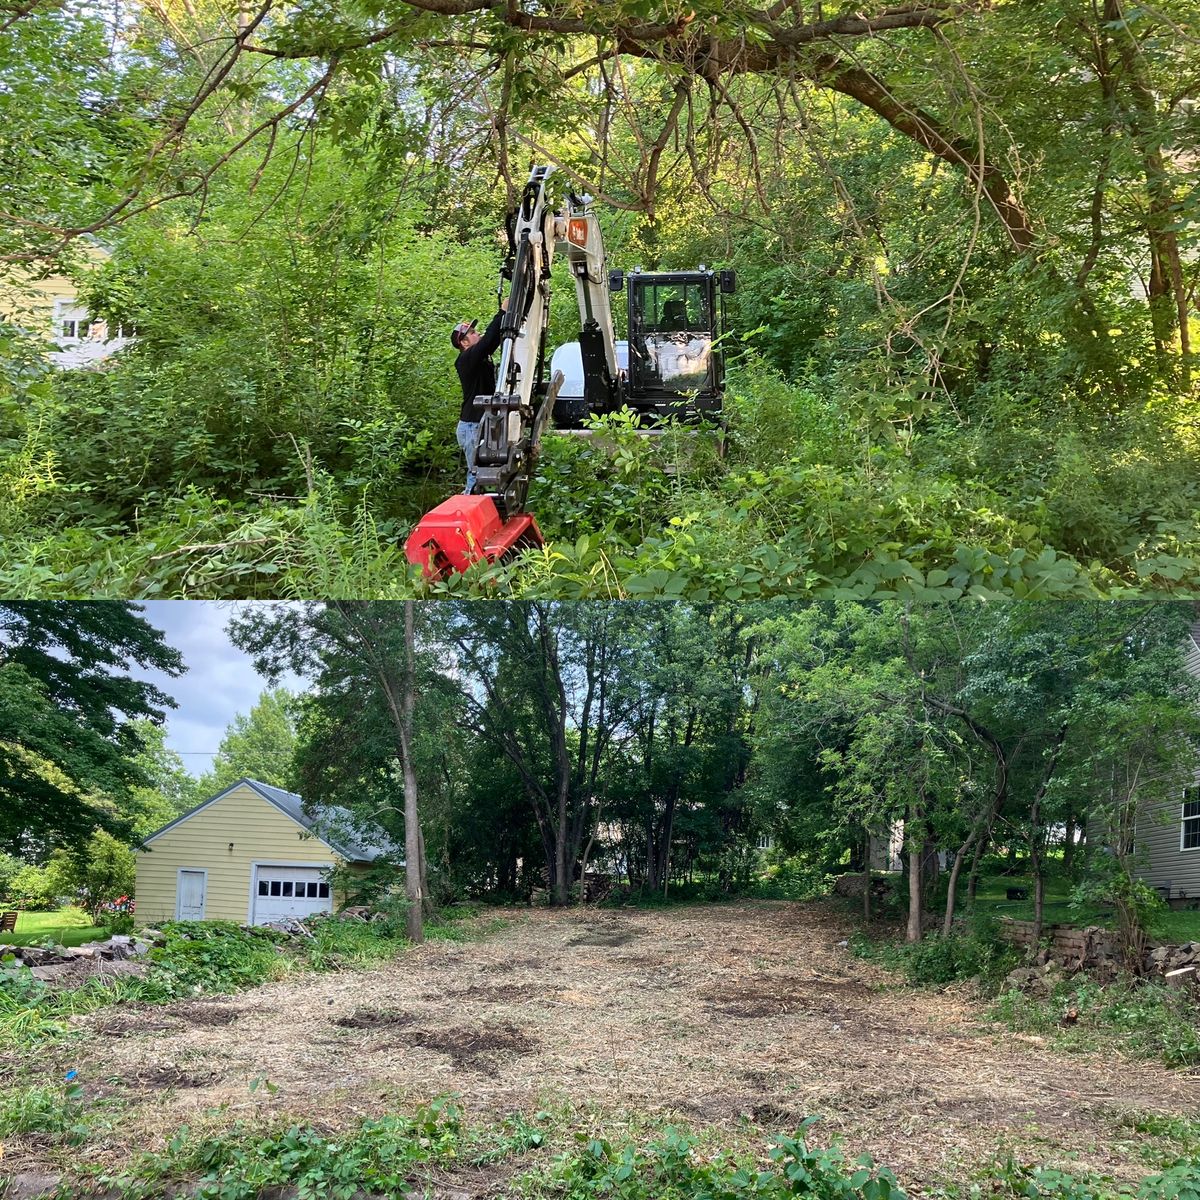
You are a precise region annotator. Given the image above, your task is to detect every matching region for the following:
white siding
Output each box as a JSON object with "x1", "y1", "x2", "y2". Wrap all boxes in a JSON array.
[
  {"x1": 1134, "y1": 788, "x2": 1200, "y2": 898},
  {"x1": 1132, "y1": 621, "x2": 1200, "y2": 898}
]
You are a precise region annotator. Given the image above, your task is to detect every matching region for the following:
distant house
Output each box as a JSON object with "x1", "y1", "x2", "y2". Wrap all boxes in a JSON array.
[
  {"x1": 1121, "y1": 623, "x2": 1200, "y2": 906},
  {"x1": 134, "y1": 779, "x2": 397, "y2": 926},
  {"x1": 0, "y1": 241, "x2": 134, "y2": 369}
]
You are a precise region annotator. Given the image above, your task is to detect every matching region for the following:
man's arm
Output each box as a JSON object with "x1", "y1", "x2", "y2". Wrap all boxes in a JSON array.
[{"x1": 477, "y1": 298, "x2": 507, "y2": 355}]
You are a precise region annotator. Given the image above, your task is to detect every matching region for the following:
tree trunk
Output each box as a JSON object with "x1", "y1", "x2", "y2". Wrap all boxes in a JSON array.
[
  {"x1": 906, "y1": 799, "x2": 923, "y2": 944},
  {"x1": 966, "y1": 827, "x2": 990, "y2": 906},
  {"x1": 943, "y1": 843, "x2": 968, "y2": 937},
  {"x1": 1103, "y1": 0, "x2": 1191, "y2": 381},
  {"x1": 402, "y1": 602, "x2": 424, "y2": 944},
  {"x1": 862, "y1": 828, "x2": 872, "y2": 922},
  {"x1": 331, "y1": 601, "x2": 426, "y2": 941},
  {"x1": 1028, "y1": 723, "x2": 1069, "y2": 947},
  {"x1": 417, "y1": 822, "x2": 433, "y2": 917},
  {"x1": 1062, "y1": 810, "x2": 1078, "y2": 873}
]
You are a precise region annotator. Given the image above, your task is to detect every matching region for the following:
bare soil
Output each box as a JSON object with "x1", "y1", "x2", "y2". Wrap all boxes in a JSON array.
[{"x1": 8, "y1": 901, "x2": 1200, "y2": 1191}]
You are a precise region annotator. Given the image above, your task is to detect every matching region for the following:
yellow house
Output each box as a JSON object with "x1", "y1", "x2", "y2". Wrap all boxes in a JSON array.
[
  {"x1": 135, "y1": 779, "x2": 395, "y2": 926},
  {"x1": 0, "y1": 241, "x2": 134, "y2": 368}
]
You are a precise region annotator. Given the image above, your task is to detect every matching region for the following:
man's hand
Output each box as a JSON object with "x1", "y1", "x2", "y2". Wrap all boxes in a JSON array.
[{"x1": 501, "y1": 296, "x2": 509, "y2": 312}]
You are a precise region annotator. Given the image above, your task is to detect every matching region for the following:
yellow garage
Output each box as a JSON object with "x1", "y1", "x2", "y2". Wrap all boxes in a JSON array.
[{"x1": 134, "y1": 779, "x2": 394, "y2": 926}]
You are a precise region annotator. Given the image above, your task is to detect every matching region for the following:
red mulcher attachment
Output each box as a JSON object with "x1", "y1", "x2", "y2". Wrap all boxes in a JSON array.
[{"x1": 404, "y1": 494, "x2": 543, "y2": 579}]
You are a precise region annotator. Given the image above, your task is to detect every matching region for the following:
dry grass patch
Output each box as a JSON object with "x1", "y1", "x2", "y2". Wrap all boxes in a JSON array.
[{"x1": 4, "y1": 901, "x2": 1198, "y2": 1192}]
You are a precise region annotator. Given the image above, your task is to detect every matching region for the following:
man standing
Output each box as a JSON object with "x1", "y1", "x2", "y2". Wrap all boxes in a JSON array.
[{"x1": 451, "y1": 296, "x2": 508, "y2": 493}]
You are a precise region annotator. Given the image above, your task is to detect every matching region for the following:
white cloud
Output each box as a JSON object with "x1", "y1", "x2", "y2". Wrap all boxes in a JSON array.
[{"x1": 132, "y1": 602, "x2": 308, "y2": 777}]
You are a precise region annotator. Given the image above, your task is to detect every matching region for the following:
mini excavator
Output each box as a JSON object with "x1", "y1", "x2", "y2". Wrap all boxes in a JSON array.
[{"x1": 404, "y1": 164, "x2": 736, "y2": 579}]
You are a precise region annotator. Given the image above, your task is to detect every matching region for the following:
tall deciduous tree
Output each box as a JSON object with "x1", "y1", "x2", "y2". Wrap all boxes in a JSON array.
[
  {"x1": 193, "y1": 687, "x2": 298, "y2": 797},
  {"x1": 432, "y1": 602, "x2": 634, "y2": 904},
  {"x1": 0, "y1": 602, "x2": 183, "y2": 856},
  {"x1": 125, "y1": 718, "x2": 196, "y2": 837},
  {"x1": 230, "y1": 602, "x2": 430, "y2": 938}
]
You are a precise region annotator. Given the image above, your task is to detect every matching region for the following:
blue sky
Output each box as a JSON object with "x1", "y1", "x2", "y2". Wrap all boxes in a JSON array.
[{"x1": 132, "y1": 602, "x2": 306, "y2": 777}]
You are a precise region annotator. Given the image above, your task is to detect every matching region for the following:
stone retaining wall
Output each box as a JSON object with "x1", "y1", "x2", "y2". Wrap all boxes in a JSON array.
[
  {"x1": 997, "y1": 917, "x2": 1200, "y2": 980},
  {"x1": 997, "y1": 918, "x2": 1119, "y2": 961}
]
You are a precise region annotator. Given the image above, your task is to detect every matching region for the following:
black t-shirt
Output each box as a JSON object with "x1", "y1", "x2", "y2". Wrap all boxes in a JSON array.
[{"x1": 456, "y1": 311, "x2": 505, "y2": 422}]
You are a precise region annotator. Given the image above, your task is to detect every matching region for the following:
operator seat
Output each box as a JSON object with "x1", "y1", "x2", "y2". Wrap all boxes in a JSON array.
[{"x1": 661, "y1": 298, "x2": 687, "y2": 329}]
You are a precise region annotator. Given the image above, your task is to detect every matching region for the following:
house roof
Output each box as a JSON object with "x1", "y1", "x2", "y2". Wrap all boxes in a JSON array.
[{"x1": 142, "y1": 778, "x2": 398, "y2": 863}]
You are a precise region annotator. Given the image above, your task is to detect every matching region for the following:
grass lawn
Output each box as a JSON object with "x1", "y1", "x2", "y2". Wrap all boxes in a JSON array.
[
  {"x1": 1154, "y1": 909, "x2": 1200, "y2": 943},
  {"x1": 0, "y1": 907, "x2": 109, "y2": 947},
  {"x1": 965, "y1": 871, "x2": 1200, "y2": 942}
]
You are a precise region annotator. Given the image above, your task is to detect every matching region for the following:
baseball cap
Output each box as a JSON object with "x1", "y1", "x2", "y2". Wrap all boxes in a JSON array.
[{"x1": 451, "y1": 318, "x2": 477, "y2": 349}]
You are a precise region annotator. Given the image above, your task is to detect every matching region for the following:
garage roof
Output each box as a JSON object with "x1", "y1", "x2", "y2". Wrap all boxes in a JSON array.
[{"x1": 142, "y1": 778, "x2": 399, "y2": 863}]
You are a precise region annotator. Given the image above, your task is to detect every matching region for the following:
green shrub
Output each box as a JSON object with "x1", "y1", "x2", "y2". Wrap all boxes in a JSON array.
[
  {"x1": 901, "y1": 924, "x2": 1020, "y2": 987},
  {"x1": 8, "y1": 859, "x2": 69, "y2": 910},
  {"x1": 150, "y1": 921, "x2": 289, "y2": 995},
  {"x1": 751, "y1": 858, "x2": 835, "y2": 901},
  {"x1": 849, "y1": 922, "x2": 1019, "y2": 988},
  {"x1": 552, "y1": 1120, "x2": 905, "y2": 1200},
  {"x1": 100, "y1": 1099, "x2": 464, "y2": 1199},
  {"x1": 1139, "y1": 1160, "x2": 1200, "y2": 1200},
  {"x1": 977, "y1": 1156, "x2": 1107, "y2": 1199}
]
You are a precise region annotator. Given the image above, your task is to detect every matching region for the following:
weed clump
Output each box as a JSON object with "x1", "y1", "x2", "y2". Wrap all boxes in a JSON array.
[{"x1": 992, "y1": 977, "x2": 1200, "y2": 1068}]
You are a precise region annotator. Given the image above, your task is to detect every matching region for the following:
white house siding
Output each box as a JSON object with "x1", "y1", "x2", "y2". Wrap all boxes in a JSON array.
[
  {"x1": 1129, "y1": 621, "x2": 1200, "y2": 899},
  {"x1": 1133, "y1": 791, "x2": 1200, "y2": 899}
]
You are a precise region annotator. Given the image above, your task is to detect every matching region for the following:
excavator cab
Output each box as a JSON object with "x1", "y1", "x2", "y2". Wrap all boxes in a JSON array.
[{"x1": 619, "y1": 268, "x2": 734, "y2": 422}]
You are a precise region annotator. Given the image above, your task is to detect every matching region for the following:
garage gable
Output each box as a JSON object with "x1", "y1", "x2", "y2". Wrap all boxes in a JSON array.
[{"x1": 144, "y1": 781, "x2": 339, "y2": 854}]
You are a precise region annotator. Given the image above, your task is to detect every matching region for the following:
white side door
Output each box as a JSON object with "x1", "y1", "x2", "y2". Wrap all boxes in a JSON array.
[{"x1": 176, "y1": 869, "x2": 207, "y2": 920}]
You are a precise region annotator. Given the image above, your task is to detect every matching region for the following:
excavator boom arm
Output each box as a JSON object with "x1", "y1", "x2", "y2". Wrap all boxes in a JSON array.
[{"x1": 405, "y1": 166, "x2": 625, "y2": 580}]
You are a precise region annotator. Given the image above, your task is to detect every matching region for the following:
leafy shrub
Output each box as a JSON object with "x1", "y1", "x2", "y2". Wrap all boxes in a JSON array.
[
  {"x1": 850, "y1": 922, "x2": 1018, "y2": 988},
  {"x1": 150, "y1": 921, "x2": 289, "y2": 995},
  {"x1": 0, "y1": 955, "x2": 48, "y2": 999},
  {"x1": 978, "y1": 1156, "x2": 1106, "y2": 1199},
  {"x1": 8, "y1": 856, "x2": 71, "y2": 910},
  {"x1": 70, "y1": 831, "x2": 137, "y2": 923},
  {"x1": 901, "y1": 923, "x2": 1020, "y2": 987},
  {"x1": 552, "y1": 1120, "x2": 906, "y2": 1200},
  {"x1": 101, "y1": 1099, "x2": 464, "y2": 1200},
  {"x1": 104, "y1": 911, "x2": 136, "y2": 935},
  {"x1": 302, "y1": 914, "x2": 407, "y2": 969},
  {"x1": 751, "y1": 858, "x2": 835, "y2": 901},
  {"x1": 1139, "y1": 1160, "x2": 1200, "y2": 1200}
]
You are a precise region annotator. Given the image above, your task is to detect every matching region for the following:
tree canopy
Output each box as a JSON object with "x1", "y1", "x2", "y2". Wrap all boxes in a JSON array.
[
  {"x1": 191, "y1": 686, "x2": 299, "y2": 797},
  {"x1": 0, "y1": 602, "x2": 184, "y2": 855}
]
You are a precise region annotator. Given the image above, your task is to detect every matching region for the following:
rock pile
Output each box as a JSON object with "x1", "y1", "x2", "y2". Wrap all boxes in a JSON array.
[
  {"x1": 832, "y1": 873, "x2": 892, "y2": 902},
  {"x1": 1148, "y1": 941, "x2": 1200, "y2": 985},
  {"x1": 0, "y1": 933, "x2": 158, "y2": 986},
  {"x1": 1004, "y1": 961, "x2": 1067, "y2": 998},
  {"x1": 1004, "y1": 935, "x2": 1200, "y2": 994}
]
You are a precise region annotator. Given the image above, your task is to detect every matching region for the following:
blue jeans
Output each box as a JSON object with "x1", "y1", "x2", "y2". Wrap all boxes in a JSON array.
[{"x1": 456, "y1": 420, "x2": 479, "y2": 493}]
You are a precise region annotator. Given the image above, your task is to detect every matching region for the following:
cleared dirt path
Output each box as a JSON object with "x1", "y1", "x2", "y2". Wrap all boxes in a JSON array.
[{"x1": 14, "y1": 901, "x2": 1200, "y2": 1189}]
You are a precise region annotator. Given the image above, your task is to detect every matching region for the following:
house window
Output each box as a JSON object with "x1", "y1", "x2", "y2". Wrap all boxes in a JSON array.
[
  {"x1": 60, "y1": 317, "x2": 89, "y2": 339},
  {"x1": 1184, "y1": 787, "x2": 1200, "y2": 850},
  {"x1": 282, "y1": 881, "x2": 293, "y2": 897},
  {"x1": 306, "y1": 882, "x2": 319, "y2": 898},
  {"x1": 258, "y1": 881, "x2": 269, "y2": 896},
  {"x1": 318, "y1": 882, "x2": 330, "y2": 899},
  {"x1": 270, "y1": 880, "x2": 282, "y2": 896}
]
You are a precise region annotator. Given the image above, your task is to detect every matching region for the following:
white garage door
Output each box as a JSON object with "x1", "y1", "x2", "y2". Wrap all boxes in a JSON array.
[{"x1": 251, "y1": 865, "x2": 333, "y2": 925}]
